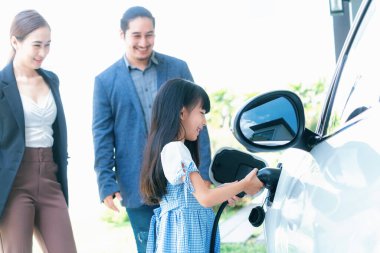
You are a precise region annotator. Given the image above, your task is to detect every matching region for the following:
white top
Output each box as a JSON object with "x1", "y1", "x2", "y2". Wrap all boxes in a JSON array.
[
  {"x1": 20, "y1": 90, "x2": 57, "y2": 147},
  {"x1": 160, "y1": 141, "x2": 197, "y2": 185}
]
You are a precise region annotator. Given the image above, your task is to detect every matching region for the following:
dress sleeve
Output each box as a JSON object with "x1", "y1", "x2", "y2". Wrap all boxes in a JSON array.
[{"x1": 161, "y1": 142, "x2": 199, "y2": 186}]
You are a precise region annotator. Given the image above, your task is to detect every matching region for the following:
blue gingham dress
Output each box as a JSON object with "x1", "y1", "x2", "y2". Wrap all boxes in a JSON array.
[{"x1": 146, "y1": 141, "x2": 220, "y2": 253}]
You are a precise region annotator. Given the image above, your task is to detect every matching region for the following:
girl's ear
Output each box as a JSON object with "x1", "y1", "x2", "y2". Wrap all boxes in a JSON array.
[{"x1": 180, "y1": 107, "x2": 185, "y2": 120}]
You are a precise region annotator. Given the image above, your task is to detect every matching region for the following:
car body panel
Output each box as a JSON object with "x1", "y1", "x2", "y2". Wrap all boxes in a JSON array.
[{"x1": 265, "y1": 105, "x2": 380, "y2": 252}]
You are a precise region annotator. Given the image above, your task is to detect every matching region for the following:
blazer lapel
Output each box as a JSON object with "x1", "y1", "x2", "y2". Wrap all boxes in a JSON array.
[
  {"x1": 38, "y1": 69, "x2": 62, "y2": 113},
  {"x1": 155, "y1": 54, "x2": 168, "y2": 90},
  {"x1": 36, "y1": 68, "x2": 66, "y2": 136},
  {"x1": 117, "y1": 58, "x2": 145, "y2": 114},
  {"x1": 1, "y1": 63, "x2": 25, "y2": 134}
]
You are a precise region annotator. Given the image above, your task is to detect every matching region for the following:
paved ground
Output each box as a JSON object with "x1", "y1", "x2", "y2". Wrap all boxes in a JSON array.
[
  {"x1": 33, "y1": 206, "x2": 137, "y2": 253},
  {"x1": 220, "y1": 202, "x2": 262, "y2": 243},
  {"x1": 32, "y1": 201, "x2": 264, "y2": 252}
]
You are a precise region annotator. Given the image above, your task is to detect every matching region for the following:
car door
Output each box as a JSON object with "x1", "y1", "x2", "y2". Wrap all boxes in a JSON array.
[{"x1": 264, "y1": 0, "x2": 380, "y2": 252}]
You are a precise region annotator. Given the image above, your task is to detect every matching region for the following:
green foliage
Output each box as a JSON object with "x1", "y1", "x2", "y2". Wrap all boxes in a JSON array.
[
  {"x1": 288, "y1": 79, "x2": 327, "y2": 131},
  {"x1": 242, "y1": 92, "x2": 261, "y2": 103},
  {"x1": 329, "y1": 112, "x2": 341, "y2": 131},
  {"x1": 221, "y1": 243, "x2": 266, "y2": 253},
  {"x1": 208, "y1": 89, "x2": 234, "y2": 129},
  {"x1": 100, "y1": 205, "x2": 130, "y2": 227},
  {"x1": 207, "y1": 89, "x2": 261, "y2": 155},
  {"x1": 221, "y1": 236, "x2": 267, "y2": 253},
  {"x1": 207, "y1": 80, "x2": 327, "y2": 136},
  {"x1": 212, "y1": 197, "x2": 252, "y2": 222},
  {"x1": 208, "y1": 89, "x2": 260, "y2": 129}
]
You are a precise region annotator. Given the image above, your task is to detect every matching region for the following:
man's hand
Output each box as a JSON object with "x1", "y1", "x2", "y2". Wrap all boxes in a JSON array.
[{"x1": 103, "y1": 192, "x2": 123, "y2": 212}]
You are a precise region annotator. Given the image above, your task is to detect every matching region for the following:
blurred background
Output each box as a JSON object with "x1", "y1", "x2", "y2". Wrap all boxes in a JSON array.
[{"x1": 0, "y1": 0, "x2": 336, "y2": 252}]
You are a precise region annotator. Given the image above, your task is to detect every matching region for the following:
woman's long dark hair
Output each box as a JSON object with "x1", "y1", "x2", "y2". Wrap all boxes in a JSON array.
[{"x1": 140, "y1": 78, "x2": 210, "y2": 205}]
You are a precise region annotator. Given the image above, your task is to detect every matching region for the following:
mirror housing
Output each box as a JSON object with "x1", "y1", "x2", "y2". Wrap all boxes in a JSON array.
[{"x1": 232, "y1": 90, "x2": 309, "y2": 152}]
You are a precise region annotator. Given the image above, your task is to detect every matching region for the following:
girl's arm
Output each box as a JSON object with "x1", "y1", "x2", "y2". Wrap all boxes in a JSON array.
[{"x1": 190, "y1": 169, "x2": 263, "y2": 208}]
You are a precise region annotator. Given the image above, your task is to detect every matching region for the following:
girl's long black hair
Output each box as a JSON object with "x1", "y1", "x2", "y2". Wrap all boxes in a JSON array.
[{"x1": 140, "y1": 78, "x2": 210, "y2": 205}]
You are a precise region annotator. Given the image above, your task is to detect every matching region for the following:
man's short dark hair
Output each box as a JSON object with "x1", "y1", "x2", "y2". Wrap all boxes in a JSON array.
[{"x1": 120, "y1": 6, "x2": 155, "y2": 33}]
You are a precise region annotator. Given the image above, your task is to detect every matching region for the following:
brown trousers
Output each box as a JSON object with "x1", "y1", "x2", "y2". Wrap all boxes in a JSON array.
[{"x1": 0, "y1": 148, "x2": 77, "y2": 253}]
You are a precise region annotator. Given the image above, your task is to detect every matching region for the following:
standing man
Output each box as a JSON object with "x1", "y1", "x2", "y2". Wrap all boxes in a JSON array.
[{"x1": 92, "y1": 6, "x2": 212, "y2": 253}]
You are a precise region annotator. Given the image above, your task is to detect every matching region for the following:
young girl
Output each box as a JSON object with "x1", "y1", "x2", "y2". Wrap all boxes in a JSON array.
[{"x1": 140, "y1": 78, "x2": 264, "y2": 253}]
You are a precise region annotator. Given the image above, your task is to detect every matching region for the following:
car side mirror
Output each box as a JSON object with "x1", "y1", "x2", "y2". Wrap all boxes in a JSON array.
[{"x1": 233, "y1": 90, "x2": 306, "y2": 152}]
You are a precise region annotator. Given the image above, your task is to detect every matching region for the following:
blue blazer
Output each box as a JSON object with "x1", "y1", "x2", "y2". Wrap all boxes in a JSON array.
[
  {"x1": 92, "y1": 52, "x2": 212, "y2": 208},
  {"x1": 0, "y1": 63, "x2": 69, "y2": 218}
]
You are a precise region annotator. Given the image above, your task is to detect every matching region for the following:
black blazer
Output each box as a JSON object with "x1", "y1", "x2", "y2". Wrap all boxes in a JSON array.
[{"x1": 0, "y1": 62, "x2": 69, "y2": 218}]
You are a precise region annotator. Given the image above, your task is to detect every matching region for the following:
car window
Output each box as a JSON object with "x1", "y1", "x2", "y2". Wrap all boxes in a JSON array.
[{"x1": 326, "y1": 1, "x2": 380, "y2": 135}]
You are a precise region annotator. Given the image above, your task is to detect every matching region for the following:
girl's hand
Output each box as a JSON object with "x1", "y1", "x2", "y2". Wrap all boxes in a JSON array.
[
  {"x1": 242, "y1": 168, "x2": 264, "y2": 195},
  {"x1": 204, "y1": 180, "x2": 212, "y2": 188},
  {"x1": 219, "y1": 181, "x2": 241, "y2": 206},
  {"x1": 227, "y1": 195, "x2": 241, "y2": 207}
]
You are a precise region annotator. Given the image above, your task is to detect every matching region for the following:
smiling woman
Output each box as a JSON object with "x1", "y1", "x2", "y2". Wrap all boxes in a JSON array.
[{"x1": 0, "y1": 9, "x2": 77, "y2": 253}]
